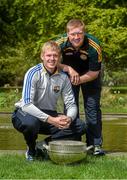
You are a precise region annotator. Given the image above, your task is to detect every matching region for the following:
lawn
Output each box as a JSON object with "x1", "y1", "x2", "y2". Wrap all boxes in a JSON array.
[{"x1": 0, "y1": 153, "x2": 127, "y2": 179}]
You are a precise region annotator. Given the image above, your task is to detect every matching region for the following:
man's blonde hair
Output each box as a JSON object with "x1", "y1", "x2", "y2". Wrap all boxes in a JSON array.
[
  {"x1": 66, "y1": 19, "x2": 85, "y2": 32},
  {"x1": 41, "y1": 41, "x2": 61, "y2": 57}
]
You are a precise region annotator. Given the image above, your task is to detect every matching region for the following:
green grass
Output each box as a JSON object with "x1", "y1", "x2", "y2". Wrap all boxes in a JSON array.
[
  {"x1": 0, "y1": 154, "x2": 127, "y2": 179},
  {"x1": 101, "y1": 87, "x2": 127, "y2": 113},
  {"x1": 102, "y1": 107, "x2": 127, "y2": 113}
]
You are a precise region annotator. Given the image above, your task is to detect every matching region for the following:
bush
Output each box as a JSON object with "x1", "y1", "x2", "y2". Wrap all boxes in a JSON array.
[
  {"x1": 101, "y1": 87, "x2": 127, "y2": 113},
  {"x1": 0, "y1": 41, "x2": 40, "y2": 87},
  {"x1": 0, "y1": 88, "x2": 21, "y2": 111},
  {"x1": 103, "y1": 70, "x2": 127, "y2": 86}
]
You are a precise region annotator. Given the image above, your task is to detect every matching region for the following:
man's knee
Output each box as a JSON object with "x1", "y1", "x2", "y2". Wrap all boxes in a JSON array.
[
  {"x1": 12, "y1": 109, "x2": 39, "y2": 133},
  {"x1": 72, "y1": 118, "x2": 86, "y2": 135}
]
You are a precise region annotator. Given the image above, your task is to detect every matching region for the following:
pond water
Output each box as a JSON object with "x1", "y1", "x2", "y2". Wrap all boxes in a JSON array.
[{"x1": 0, "y1": 113, "x2": 127, "y2": 152}]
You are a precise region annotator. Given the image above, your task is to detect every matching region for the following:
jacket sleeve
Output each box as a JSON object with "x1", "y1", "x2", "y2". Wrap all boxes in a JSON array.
[
  {"x1": 17, "y1": 67, "x2": 49, "y2": 122},
  {"x1": 62, "y1": 75, "x2": 77, "y2": 120}
]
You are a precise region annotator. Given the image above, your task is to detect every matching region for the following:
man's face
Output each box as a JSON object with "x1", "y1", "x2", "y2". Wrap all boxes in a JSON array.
[
  {"x1": 67, "y1": 27, "x2": 84, "y2": 49},
  {"x1": 42, "y1": 49, "x2": 60, "y2": 72}
]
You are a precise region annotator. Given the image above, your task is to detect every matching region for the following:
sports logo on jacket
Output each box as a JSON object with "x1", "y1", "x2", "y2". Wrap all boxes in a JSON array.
[
  {"x1": 80, "y1": 54, "x2": 87, "y2": 60},
  {"x1": 53, "y1": 86, "x2": 60, "y2": 93},
  {"x1": 80, "y1": 50, "x2": 88, "y2": 61},
  {"x1": 64, "y1": 47, "x2": 74, "y2": 56}
]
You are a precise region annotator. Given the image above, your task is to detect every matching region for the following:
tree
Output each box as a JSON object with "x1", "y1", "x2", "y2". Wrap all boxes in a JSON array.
[{"x1": 0, "y1": 0, "x2": 127, "y2": 86}]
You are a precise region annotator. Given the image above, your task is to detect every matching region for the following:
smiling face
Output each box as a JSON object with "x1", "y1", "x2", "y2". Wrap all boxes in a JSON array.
[
  {"x1": 66, "y1": 19, "x2": 85, "y2": 49},
  {"x1": 42, "y1": 49, "x2": 59, "y2": 72},
  {"x1": 40, "y1": 41, "x2": 61, "y2": 73},
  {"x1": 67, "y1": 27, "x2": 84, "y2": 49}
]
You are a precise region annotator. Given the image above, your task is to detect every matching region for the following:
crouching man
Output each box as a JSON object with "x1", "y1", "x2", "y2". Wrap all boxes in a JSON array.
[{"x1": 12, "y1": 41, "x2": 86, "y2": 161}]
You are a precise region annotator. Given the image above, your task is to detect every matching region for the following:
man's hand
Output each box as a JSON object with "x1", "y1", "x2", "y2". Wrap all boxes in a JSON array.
[
  {"x1": 58, "y1": 64, "x2": 80, "y2": 85},
  {"x1": 58, "y1": 114, "x2": 72, "y2": 128},
  {"x1": 67, "y1": 66, "x2": 80, "y2": 85},
  {"x1": 47, "y1": 115, "x2": 72, "y2": 129}
]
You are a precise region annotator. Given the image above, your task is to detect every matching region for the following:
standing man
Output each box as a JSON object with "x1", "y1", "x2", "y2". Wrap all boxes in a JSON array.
[
  {"x1": 55, "y1": 19, "x2": 105, "y2": 156},
  {"x1": 12, "y1": 41, "x2": 86, "y2": 161}
]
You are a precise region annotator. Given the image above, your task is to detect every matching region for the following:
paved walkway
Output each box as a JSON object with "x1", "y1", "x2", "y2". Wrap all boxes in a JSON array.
[
  {"x1": 0, "y1": 150, "x2": 127, "y2": 157},
  {"x1": 107, "y1": 152, "x2": 127, "y2": 156},
  {"x1": 102, "y1": 113, "x2": 127, "y2": 120},
  {"x1": 1, "y1": 112, "x2": 127, "y2": 120},
  {"x1": 0, "y1": 150, "x2": 25, "y2": 155}
]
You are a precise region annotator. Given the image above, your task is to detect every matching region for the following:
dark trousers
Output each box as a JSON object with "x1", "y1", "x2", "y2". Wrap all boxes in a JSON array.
[
  {"x1": 12, "y1": 108, "x2": 86, "y2": 151},
  {"x1": 72, "y1": 76, "x2": 102, "y2": 146}
]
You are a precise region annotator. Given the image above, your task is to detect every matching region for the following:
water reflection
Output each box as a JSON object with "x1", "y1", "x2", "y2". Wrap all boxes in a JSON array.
[
  {"x1": 0, "y1": 128, "x2": 25, "y2": 150},
  {"x1": 0, "y1": 114, "x2": 127, "y2": 152},
  {"x1": 103, "y1": 119, "x2": 127, "y2": 152}
]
